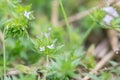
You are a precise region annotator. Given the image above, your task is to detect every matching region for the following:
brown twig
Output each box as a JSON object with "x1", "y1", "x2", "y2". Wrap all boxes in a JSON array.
[
  {"x1": 0, "y1": 30, "x2": 3, "y2": 42},
  {"x1": 7, "y1": 69, "x2": 19, "y2": 76},
  {"x1": 82, "y1": 51, "x2": 114, "y2": 80},
  {"x1": 94, "y1": 39, "x2": 109, "y2": 58},
  {"x1": 51, "y1": 0, "x2": 59, "y2": 26},
  {"x1": 0, "y1": 30, "x2": 3, "y2": 50},
  {"x1": 82, "y1": 29, "x2": 119, "y2": 80},
  {"x1": 107, "y1": 30, "x2": 118, "y2": 50}
]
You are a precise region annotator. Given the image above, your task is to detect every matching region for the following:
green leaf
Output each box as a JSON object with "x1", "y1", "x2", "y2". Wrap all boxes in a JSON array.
[{"x1": 16, "y1": 65, "x2": 31, "y2": 73}]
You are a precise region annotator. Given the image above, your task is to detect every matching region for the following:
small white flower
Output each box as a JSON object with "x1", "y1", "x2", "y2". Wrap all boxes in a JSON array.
[
  {"x1": 103, "y1": 15, "x2": 113, "y2": 25},
  {"x1": 103, "y1": 7, "x2": 119, "y2": 17},
  {"x1": 40, "y1": 46, "x2": 45, "y2": 51},
  {"x1": 47, "y1": 44, "x2": 54, "y2": 49},
  {"x1": 44, "y1": 32, "x2": 50, "y2": 38},
  {"x1": 48, "y1": 27, "x2": 52, "y2": 31},
  {"x1": 24, "y1": 11, "x2": 31, "y2": 20}
]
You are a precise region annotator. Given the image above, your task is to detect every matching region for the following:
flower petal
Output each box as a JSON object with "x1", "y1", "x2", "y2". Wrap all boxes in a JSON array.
[
  {"x1": 103, "y1": 7, "x2": 119, "y2": 17},
  {"x1": 103, "y1": 15, "x2": 113, "y2": 25}
]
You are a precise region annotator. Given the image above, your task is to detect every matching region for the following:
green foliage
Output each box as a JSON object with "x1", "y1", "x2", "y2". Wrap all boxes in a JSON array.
[
  {"x1": 0, "y1": 0, "x2": 34, "y2": 38},
  {"x1": 16, "y1": 65, "x2": 31, "y2": 74},
  {"x1": 84, "y1": 54, "x2": 96, "y2": 69},
  {"x1": 1, "y1": 74, "x2": 36, "y2": 80},
  {"x1": 28, "y1": 0, "x2": 51, "y2": 18},
  {"x1": 46, "y1": 47, "x2": 85, "y2": 79},
  {"x1": 5, "y1": 38, "x2": 40, "y2": 64},
  {"x1": 32, "y1": 28, "x2": 63, "y2": 58},
  {"x1": 111, "y1": 18, "x2": 120, "y2": 28},
  {"x1": 0, "y1": 0, "x2": 120, "y2": 80},
  {"x1": 51, "y1": 27, "x2": 65, "y2": 43},
  {"x1": 84, "y1": 71, "x2": 110, "y2": 80},
  {"x1": 91, "y1": 7, "x2": 120, "y2": 29},
  {"x1": 90, "y1": 8, "x2": 106, "y2": 24},
  {"x1": 109, "y1": 61, "x2": 120, "y2": 77}
]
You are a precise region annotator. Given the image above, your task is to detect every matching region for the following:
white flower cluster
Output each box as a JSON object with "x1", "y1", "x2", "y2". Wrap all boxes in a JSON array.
[
  {"x1": 47, "y1": 44, "x2": 54, "y2": 49},
  {"x1": 39, "y1": 44, "x2": 54, "y2": 52},
  {"x1": 102, "y1": 7, "x2": 119, "y2": 25},
  {"x1": 39, "y1": 28, "x2": 53, "y2": 52}
]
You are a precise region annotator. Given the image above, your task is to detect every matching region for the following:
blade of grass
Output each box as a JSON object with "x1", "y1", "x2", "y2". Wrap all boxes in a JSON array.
[
  {"x1": 79, "y1": 23, "x2": 95, "y2": 46},
  {"x1": 3, "y1": 39, "x2": 6, "y2": 77},
  {"x1": 3, "y1": 30, "x2": 6, "y2": 78},
  {"x1": 59, "y1": 0, "x2": 71, "y2": 41}
]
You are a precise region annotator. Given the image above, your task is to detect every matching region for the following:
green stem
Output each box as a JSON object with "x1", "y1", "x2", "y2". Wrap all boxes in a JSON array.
[
  {"x1": 59, "y1": 0, "x2": 71, "y2": 41},
  {"x1": 79, "y1": 23, "x2": 95, "y2": 46},
  {"x1": 3, "y1": 33, "x2": 6, "y2": 78},
  {"x1": 43, "y1": 55, "x2": 49, "y2": 80}
]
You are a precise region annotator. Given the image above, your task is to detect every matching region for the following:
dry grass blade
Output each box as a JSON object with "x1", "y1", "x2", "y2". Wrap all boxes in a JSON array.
[{"x1": 82, "y1": 30, "x2": 119, "y2": 80}]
